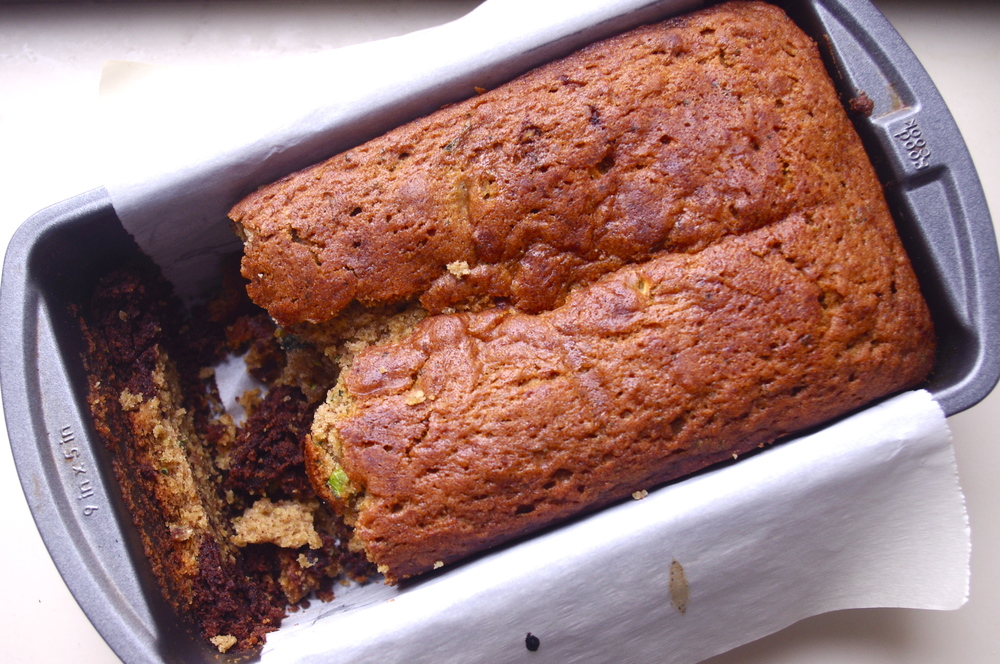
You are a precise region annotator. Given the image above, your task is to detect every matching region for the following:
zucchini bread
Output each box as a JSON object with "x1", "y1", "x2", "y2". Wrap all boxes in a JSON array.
[{"x1": 230, "y1": 1, "x2": 935, "y2": 583}]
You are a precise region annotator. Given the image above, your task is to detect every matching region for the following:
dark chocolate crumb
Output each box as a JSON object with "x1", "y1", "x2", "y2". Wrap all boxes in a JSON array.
[
  {"x1": 226, "y1": 384, "x2": 315, "y2": 500},
  {"x1": 849, "y1": 91, "x2": 874, "y2": 117},
  {"x1": 525, "y1": 632, "x2": 540, "y2": 652}
]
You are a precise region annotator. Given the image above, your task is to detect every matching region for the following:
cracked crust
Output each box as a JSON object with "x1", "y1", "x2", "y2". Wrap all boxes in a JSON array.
[
  {"x1": 309, "y1": 208, "x2": 934, "y2": 581},
  {"x1": 232, "y1": 1, "x2": 837, "y2": 327}
]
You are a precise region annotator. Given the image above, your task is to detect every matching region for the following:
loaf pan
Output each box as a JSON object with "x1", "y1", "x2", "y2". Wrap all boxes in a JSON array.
[{"x1": 2, "y1": 0, "x2": 998, "y2": 662}]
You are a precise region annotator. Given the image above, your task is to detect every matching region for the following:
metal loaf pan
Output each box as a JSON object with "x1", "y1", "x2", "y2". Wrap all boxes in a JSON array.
[{"x1": 2, "y1": 0, "x2": 998, "y2": 662}]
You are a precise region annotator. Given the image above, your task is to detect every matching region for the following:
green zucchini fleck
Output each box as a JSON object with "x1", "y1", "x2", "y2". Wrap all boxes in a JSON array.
[{"x1": 327, "y1": 466, "x2": 351, "y2": 498}]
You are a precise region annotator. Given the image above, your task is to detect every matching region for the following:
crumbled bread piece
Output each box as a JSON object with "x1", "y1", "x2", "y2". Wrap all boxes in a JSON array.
[
  {"x1": 447, "y1": 261, "x2": 472, "y2": 278},
  {"x1": 404, "y1": 388, "x2": 427, "y2": 406},
  {"x1": 211, "y1": 635, "x2": 237, "y2": 653},
  {"x1": 232, "y1": 498, "x2": 323, "y2": 549},
  {"x1": 119, "y1": 388, "x2": 143, "y2": 411},
  {"x1": 237, "y1": 387, "x2": 263, "y2": 415}
]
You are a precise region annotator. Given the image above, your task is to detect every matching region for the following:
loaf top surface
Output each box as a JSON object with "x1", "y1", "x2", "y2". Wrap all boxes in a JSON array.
[
  {"x1": 232, "y1": 0, "x2": 860, "y2": 327},
  {"x1": 293, "y1": 2, "x2": 937, "y2": 581},
  {"x1": 312, "y1": 213, "x2": 934, "y2": 580}
]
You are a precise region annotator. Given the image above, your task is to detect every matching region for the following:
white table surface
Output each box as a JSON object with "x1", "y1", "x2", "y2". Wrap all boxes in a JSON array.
[{"x1": 1, "y1": 1, "x2": 997, "y2": 662}]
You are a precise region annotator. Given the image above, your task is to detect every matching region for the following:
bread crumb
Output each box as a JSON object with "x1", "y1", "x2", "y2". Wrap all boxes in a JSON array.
[
  {"x1": 169, "y1": 524, "x2": 194, "y2": 542},
  {"x1": 404, "y1": 387, "x2": 427, "y2": 406},
  {"x1": 232, "y1": 498, "x2": 323, "y2": 549},
  {"x1": 849, "y1": 90, "x2": 875, "y2": 117},
  {"x1": 433, "y1": 560, "x2": 444, "y2": 569},
  {"x1": 297, "y1": 553, "x2": 315, "y2": 569},
  {"x1": 631, "y1": 490, "x2": 648, "y2": 500},
  {"x1": 210, "y1": 635, "x2": 237, "y2": 653},
  {"x1": 446, "y1": 260, "x2": 472, "y2": 277},
  {"x1": 237, "y1": 388, "x2": 263, "y2": 415},
  {"x1": 119, "y1": 388, "x2": 143, "y2": 411}
]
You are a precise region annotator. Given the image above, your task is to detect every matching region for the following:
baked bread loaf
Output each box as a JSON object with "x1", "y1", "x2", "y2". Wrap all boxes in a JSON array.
[
  {"x1": 309, "y1": 210, "x2": 934, "y2": 581},
  {"x1": 231, "y1": 1, "x2": 937, "y2": 583}
]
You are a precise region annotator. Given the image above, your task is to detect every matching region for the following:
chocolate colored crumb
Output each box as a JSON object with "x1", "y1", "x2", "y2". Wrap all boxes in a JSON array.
[
  {"x1": 78, "y1": 263, "x2": 362, "y2": 653},
  {"x1": 849, "y1": 91, "x2": 875, "y2": 117},
  {"x1": 226, "y1": 385, "x2": 316, "y2": 500},
  {"x1": 226, "y1": 312, "x2": 286, "y2": 383},
  {"x1": 79, "y1": 265, "x2": 294, "y2": 651}
]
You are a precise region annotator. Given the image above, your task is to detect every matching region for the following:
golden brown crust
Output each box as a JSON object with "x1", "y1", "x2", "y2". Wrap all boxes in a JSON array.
[
  {"x1": 233, "y1": 1, "x2": 843, "y2": 327},
  {"x1": 299, "y1": 1, "x2": 936, "y2": 582},
  {"x1": 311, "y1": 209, "x2": 934, "y2": 581}
]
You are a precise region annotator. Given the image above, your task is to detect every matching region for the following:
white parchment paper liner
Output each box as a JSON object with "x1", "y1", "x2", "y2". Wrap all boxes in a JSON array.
[{"x1": 97, "y1": 1, "x2": 970, "y2": 661}]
